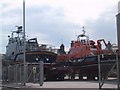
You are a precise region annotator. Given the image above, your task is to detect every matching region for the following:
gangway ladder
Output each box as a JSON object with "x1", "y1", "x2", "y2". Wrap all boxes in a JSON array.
[{"x1": 98, "y1": 54, "x2": 119, "y2": 89}]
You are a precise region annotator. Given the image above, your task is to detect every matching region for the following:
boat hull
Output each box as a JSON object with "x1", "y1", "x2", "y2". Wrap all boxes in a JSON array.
[{"x1": 14, "y1": 51, "x2": 57, "y2": 63}]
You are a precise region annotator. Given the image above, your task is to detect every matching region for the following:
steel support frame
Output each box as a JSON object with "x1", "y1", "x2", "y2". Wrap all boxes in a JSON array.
[
  {"x1": 98, "y1": 54, "x2": 118, "y2": 89},
  {"x1": 117, "y1": 53, "x2": 120, "y2": 90}
]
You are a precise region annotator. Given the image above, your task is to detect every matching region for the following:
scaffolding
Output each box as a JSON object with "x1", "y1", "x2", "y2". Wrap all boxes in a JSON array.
[{"x1": 98, "y1": 53, "x2": 120, "y2": 89}]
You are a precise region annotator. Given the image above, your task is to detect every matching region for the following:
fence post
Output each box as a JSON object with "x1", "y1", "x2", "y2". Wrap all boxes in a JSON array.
[
  {"x1": 98, "y1": 55, "x2": 101, "y2": 89},
  {"x1": 39, "y1": 60, "x2": 44, "y2": 86},
  {"x1": 8, "y1": 65, "x2": 11, "y2": 81},
  {"x1": 116, "y1": 53, "x2": 120, "y2": 90}
]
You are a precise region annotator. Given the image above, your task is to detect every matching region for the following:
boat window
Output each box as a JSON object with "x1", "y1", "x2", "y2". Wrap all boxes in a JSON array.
[
  {"x1": 29, "y1": 40, "x2": 36, "y2": 43},
  {"x1": 12, "y1": 38, "x2": 15, "y2": 43},
  {"x1": 12, "y1": 52, "x2": 14, "y2": 55},
  {"x1": 81, "y1": 40, "x2": 86, "y2": 44},
  {"x1": 8, "y1": 39, "x2": 12, "y2": 44},
  {"x1": 28, "y1": 38, "x2": 37, "y2": 43}
]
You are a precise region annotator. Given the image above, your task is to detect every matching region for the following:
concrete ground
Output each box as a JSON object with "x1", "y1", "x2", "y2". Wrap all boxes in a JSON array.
[{"x1": 1, "y1": 79, "x2": 119, "y2": 90}]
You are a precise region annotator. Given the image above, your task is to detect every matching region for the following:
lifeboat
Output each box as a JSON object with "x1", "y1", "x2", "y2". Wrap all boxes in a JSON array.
[{"x1": 57, "y1": 28, "x2": 114, "y2": 62}]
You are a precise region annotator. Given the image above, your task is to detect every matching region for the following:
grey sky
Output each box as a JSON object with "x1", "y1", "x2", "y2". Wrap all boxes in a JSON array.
[{"x1": 0, "y1": 0, "x2": 119, "y2": 53}]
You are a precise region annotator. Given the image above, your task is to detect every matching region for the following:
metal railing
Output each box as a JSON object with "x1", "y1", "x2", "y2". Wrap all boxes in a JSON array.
[{"x1": 2, "y1": 62, "x2": 44, "y2": 86}]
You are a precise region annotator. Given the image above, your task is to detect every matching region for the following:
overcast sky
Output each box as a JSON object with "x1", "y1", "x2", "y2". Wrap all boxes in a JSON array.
[{"x1": 0, "y1": 0, "x2": 119, "y2": 54}]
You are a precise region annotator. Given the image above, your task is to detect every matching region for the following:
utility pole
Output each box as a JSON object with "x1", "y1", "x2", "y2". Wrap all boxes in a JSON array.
[{"x1": 23, "y1": 0, "x2": 26, "y2": 86}]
